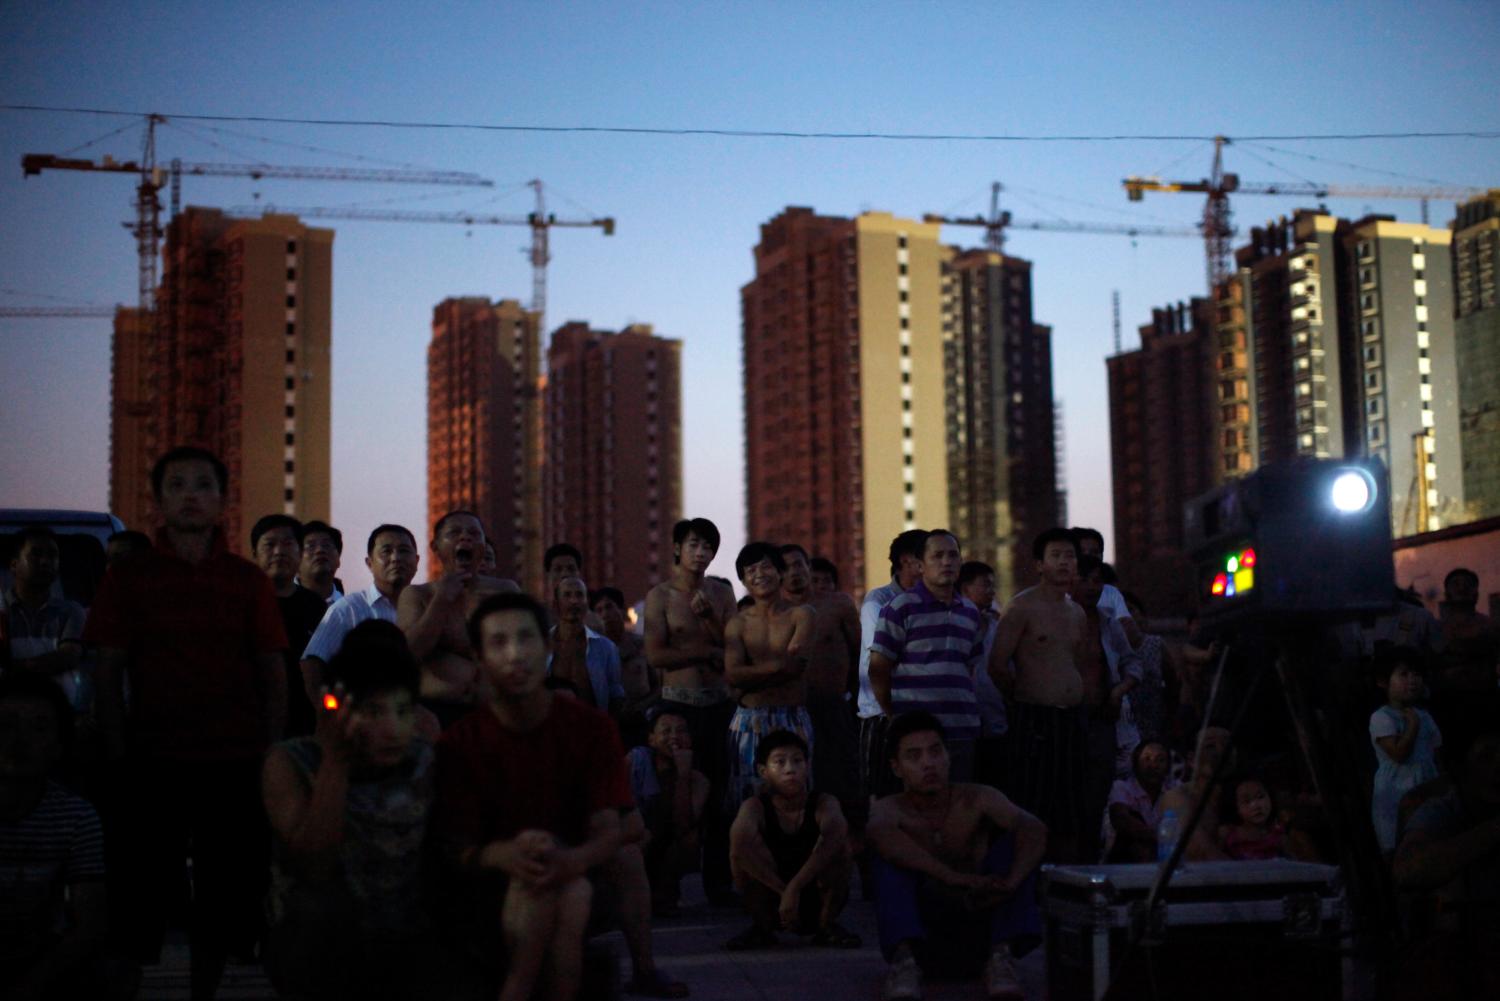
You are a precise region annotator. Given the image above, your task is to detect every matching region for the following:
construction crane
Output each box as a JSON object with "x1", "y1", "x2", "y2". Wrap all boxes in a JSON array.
[
  {"x1": 924, "y1": 181, "x2": 1200, "y2": 253},
  {"x1": 228, "y1": 180, "x2": 616, "y2": 333},
  {"x1": 0, "y1": 305, "x2": 119, "y2": 318},
  {"x1": 21, "y1": 113, "x2": 494, "y2": 316},
  {"x1": 1123, "y1": 135, "x2": 1483, "y2": 292}
]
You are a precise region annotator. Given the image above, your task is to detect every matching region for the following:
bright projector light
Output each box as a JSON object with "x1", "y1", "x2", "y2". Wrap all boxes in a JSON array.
[{"x1": 1330, "y1": 469, "x2": 1374, "y2": 514}]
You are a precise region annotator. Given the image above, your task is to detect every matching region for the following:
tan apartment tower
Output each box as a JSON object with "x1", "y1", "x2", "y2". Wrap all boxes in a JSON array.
[
  {"x1": 743, "y1": 208, "x2": 1057, "y2": 598},
  {"x1": 426, "y1": 297, "x2": 543, "y2": 588},
  {"x1": 1105, "y1": 299, "x2": 1218, "y2": 616},
  {"x1": 109, "y1": 208, "x2": 333, "y2": 548},
  {"x1": 942, "y1": 249, "x2": 1060, "y2": 597},
  {"x1": 1452, "y1": 190, "x2": 1500, "y2": 519},
  {"x1": 544, "y1": 322, "x2": 683, "y2": 606}
]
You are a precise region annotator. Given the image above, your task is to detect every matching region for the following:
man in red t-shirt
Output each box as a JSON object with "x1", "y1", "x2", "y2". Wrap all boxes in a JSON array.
[
  {"x1": 435, "y1": 592, "x2": 632, "y2": 1001},
  {"x1": 83, "y1": 446, "x2": 287, "y2": 999}
]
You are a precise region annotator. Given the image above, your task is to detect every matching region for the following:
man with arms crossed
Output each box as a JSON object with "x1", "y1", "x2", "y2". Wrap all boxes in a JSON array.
[
  {"x1": 723, "y1": 543, "x2": 815, "y2": 808},
  {"x1": 869, "y1": 712, "x2": 1045, "y2": 1001},
  {"x1": 987, "y1": 527, "x2": 1090, "y2": 863},
  {"x1": 644, "y1": 517, "x2": 738, "y2": 903},
  {"x1": 398, "y1": 511, "x2": 519, "y2": 729}
]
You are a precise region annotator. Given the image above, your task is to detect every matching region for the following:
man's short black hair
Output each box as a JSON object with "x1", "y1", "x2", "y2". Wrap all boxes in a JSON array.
[
  {"x1": 1033, "y1": 527, "x2": 1079, "y2": 561},
  {"x1": 302, "y1": 520, "x2": 343, "y2": 554},
  {"x1": 1071, "y1": 527, "x2": 1105, "y2": 552},
  {"x1": 755, "y1": 729, "x2": 810, "y2": 768},
  {"x1": 958, "y1": 560, "x2": 995, "y2": 590},
  {"x1": 888, "y1": 529, "x2": 930, "y2": 577},
  {"x1": 590, "y1": 586, "x2": 626, "y2": 610},
  {"x1": 432, "y1": 510, "x2": 482, "y2": 544},
  {"x1": 250, "y1": 514, "x2": 304, "y2": 553},
  {"x1": 544, "y1": 542, "x2": 584, "y2": 572},
  {"x1": 0, "y1": 670, "x2": 74, "y2": 759},
  {"x1": 886, "y1": 711, "x2": 946, "y2": 761},
  {"x1": 366, "y1": 523, "x2": 417, "y2": 555},
  {"x1": 922, "y1": 529, "x2": 959, "y2": 556},
  {"x1": 735, "y1": 541, "x2": 786, "y2": 581},
  {"x1": 646, "y1": 704, "x2": 689, "y2": 730},
  {"x1": 672, "y1": 518, "x2": 721, "y2": 560},
  {"x1": 466, "y1": 591, "x2": 551, "y2": 652},
  {"x1": 779, "y1": 543, "x2": 810, "y2": 564},
  {"x1": 151, "y1": 446, "x2": 228, "y2": 498},
  {"x1": 809, "y1": 556, "x2": 839, "y2": 588},
  {"x1": 1444, "y1": 567, "x2": 1479, "y2": 590},
  {"x1": 324, "y1": 620, "x2": 420, "y2": 701}
]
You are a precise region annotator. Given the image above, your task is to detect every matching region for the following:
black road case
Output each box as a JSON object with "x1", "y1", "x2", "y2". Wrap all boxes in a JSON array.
[{"x1": 1040, "y1": 860, "x2": 1346, "y2": 1001}]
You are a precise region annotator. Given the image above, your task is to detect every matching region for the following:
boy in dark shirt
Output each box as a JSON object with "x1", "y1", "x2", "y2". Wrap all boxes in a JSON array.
[
  {"x1": 726, "y1": 729, "x2": 858, "y2": 951},
  {"x1": 435, "y1": 593, "x2": 632, "y2": 1001}
]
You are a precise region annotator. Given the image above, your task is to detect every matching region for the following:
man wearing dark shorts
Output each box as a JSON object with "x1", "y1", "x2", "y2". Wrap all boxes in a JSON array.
[{"x1": 987, "y1": 528, "x2": 1091, "y2": 863}]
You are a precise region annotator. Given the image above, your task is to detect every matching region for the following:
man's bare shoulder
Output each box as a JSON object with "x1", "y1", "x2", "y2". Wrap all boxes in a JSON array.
[
  {"x1": 398, "y1": 581, "x2": 433, "y2": 606},
  {"x1": 814, "y1": 592, "x2": 859, "y2": 614},
  {"x1": 476, "y1": 575, "x2": 520, "y2": 594}
]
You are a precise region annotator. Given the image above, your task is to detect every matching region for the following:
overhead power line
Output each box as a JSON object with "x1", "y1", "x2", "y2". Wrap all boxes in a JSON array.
[{"x1": 4, "y1": 104, "x2": 1498, "y2": 143}]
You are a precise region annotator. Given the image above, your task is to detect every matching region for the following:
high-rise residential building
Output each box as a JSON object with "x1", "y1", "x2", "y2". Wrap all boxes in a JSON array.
[
  {"x1": 742, "y1": 207, "x2": 1057, "y2": 598},
  {"x1": 109, "y1": 208, "x2": 333, "y2": 547},
  {"x1": 544, "y1": 322, "x2": 683, "y2": 606},
  {"x1": 109, "y1": 306, "x2": 153, "y2": 528},
  {"x1": 1106, "y1": 298, "x2": 1217, "y2": 616},
  {"x1": 1216, "y1": 211, "x2": 1354, "y2": 475},
  {"x1": 426, "y1": 297, "x2": 542, "y2": 586},
  {"x1": 942, "y1": 249, "x2": 1059, "y2": 595},
  {"x1": 1344, "y1": 216, "x2": 1459, "y2": 535},
  {"x1": 1453, "y1": 190, "x2": 1500, "y2": 519}
]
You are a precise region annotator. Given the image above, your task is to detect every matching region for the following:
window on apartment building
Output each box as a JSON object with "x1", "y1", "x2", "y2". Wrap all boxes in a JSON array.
[
  {"x1": 286, "y1": 240, "x2": 297, "y2": 253},
  {"x1": 285, "y1": 432, "x2": 294, "y2": 446},
  {"x1": 905, "y1": 483, "x2": 914, "y2": 494},
  {"x1": 285, "y1": 349, "x2": 295, "y2": 363},
  {"x1": 285, "y1": 405, "x2": 295, "y2": 418},
  {"x1": 286, "y1": 322, "x2": 296, "y2": 336},
  {"x1": 286, "y1": 295, "x2": 296, "y2": 308},
  {"x1": 898, "y1": 236, "x2": 908, "y2": 249},
  {"x1": 284, "y1": 460, "x2": 294, "y2": 474},
  {"x1": 899, "y1": 290, "x2": 909, "y2": 303},
  {"x1": 286, "y1": 268, "x2": 296, "y2": 281},
  {"x1": 899, "y1": 263, "x2": 908, "y2": 276},
  {"x1": 903, "y1": 400, "x2": 911, "y2": 412},
  {"x1": 1415, "y1": 270, "x2": 1423, "y2": 280}
]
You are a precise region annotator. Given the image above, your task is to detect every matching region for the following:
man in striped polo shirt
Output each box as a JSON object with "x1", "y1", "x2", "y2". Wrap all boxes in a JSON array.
[{"x1": 868, "y1": 531, "x2": 987, "y2": 782}]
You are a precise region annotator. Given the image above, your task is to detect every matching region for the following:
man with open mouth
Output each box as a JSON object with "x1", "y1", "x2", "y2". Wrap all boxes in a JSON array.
[{"x1": 397, "y1": 510, "x2": 520, "y2": 730}]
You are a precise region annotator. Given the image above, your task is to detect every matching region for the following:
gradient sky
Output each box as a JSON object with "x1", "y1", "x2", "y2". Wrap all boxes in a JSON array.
[{"x1": 3, "y1": 1, "x2": 1497, "y2": 594}]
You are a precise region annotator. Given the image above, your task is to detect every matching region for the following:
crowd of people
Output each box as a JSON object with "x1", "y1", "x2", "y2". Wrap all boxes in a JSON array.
[{"x1": 2, "y1": 443, "x2": 1499, "y2": 1000}]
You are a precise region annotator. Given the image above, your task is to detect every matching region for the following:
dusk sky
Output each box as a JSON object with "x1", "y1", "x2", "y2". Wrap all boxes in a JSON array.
[{"x1": 3, "y1": 1, "x2": 1497, "y2": 594}]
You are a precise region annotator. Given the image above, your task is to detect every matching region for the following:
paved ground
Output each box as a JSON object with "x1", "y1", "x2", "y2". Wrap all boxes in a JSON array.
[{"x1": 137, "y1": 872, "x2": 1048, "y2": 1000}]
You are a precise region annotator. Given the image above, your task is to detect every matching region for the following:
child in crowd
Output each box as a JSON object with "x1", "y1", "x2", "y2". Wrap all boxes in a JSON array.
[
  {"x1": 1370, "y1": 646, "x2": 1443, "y2": 855},
  {"x1": 1103, "y1": 740, "x2": 1176, "y2": 862},
  {"x1": 1218, "y1": 776, "x2": 1287, "y2": 861},
  {"x1": 260, "y1": 620, "x2": 476, "y2": 1000},
  {"x1": 0, "y1": 672, "x2": 109, "y2": 1001},
  {"x1": 627, "y1": 706, "x2": 709, "y2": 918}
]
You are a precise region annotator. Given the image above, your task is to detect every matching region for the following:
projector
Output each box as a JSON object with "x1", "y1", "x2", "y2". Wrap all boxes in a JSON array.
[{"x1": 1183, "y1": 459, "x2": 1394, "y2": 623}]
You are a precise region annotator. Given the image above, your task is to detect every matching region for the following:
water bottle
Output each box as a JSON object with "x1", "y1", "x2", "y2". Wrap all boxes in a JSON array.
[{"x1": 1156, "y1": 809, "x2": 1181, "y2": 865}]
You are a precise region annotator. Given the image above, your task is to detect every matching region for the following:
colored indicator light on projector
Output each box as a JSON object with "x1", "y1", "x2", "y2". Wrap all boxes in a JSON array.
[
  {"x1": 1235, "y1": 567, "x2": 1255, "y2": 594},
  {"x1": 1242, "y1": 548, "x2": 1256, "y2": 568},
  {"x1": 323, "y1": 693, "x2": 340, "y2": 712},
  {"x1": 1227, "y1": 556, "x2": 1240, "y2": 573},
  {"x1": 1211, "y1": 573, "x2": 1228, "y2": 596}
]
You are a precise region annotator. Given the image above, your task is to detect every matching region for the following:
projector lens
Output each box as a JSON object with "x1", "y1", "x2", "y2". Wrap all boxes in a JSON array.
[{"x1": 1331, "y1": 470, "x2": 1373, "y2": 514}]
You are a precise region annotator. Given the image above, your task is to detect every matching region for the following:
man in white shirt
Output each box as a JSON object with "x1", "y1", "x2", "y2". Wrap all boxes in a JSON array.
[{"x1": 301, "y1": 524, "x2": 419, "y2": 692}]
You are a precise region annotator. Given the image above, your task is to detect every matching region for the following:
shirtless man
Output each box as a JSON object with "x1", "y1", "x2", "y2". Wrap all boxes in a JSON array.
[
  {"x1": 397, "y1": 510, "x2": 519, "y2": 729},
  {"x1": 1071, "y1": 556, "x2": 1141, "y2": 861},
  {"x1": 643, "y1": 517, "x2": 738, "y2": 901},
  {"x1": 781, "y1": 545, "x2": 862, "y2": 811},
  {"x1": 987, "y1": 526, "x2": 1091, "y2": 862},
  {"x1": 724, "y1": 542, "x2": 815, "y2": 807},
  {"x1": 868, "y1": 711, "x2": 1045, "y2": 1001}
]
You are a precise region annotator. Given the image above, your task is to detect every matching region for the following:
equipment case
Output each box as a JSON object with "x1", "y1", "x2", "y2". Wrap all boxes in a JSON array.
[{"x1": 1039, "y1": 859, "x2": 1346, "y2": 1001}]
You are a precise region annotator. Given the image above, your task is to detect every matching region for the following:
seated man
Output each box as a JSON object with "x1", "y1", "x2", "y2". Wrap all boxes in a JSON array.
[
  {"x1": 0, "y1": 672, "x2": 108, "y2": 1000},
  {"x1": 868, "y1": 712, "x2": 1046, "y2": 1001},
  {"x1": 627, "y1": 707, "x2": 709, "y2": 917},
  {"x1": 434, "y1": 593, "x2": 633, "y2": 1001},
  {"x1": 260, "y1": 620, "x2": 475, "y2": 1000},
  {"x1": 726, "y1": 730, "x2": 858, "y2": 950}
]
